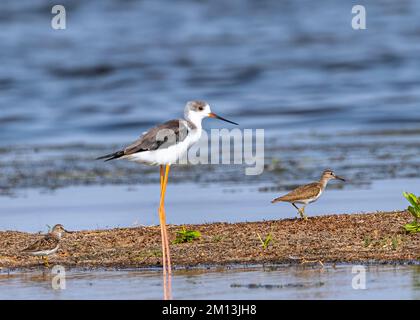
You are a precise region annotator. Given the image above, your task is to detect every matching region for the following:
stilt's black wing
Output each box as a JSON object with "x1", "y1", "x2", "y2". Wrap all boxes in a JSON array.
[{"x1": 96, "y1": 119, "x2": 193, "y2": 161}]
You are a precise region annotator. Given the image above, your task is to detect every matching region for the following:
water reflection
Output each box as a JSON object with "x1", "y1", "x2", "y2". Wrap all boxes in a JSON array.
[{"x1": 0, "y1": 265, "x2": 418, "y2": 300}]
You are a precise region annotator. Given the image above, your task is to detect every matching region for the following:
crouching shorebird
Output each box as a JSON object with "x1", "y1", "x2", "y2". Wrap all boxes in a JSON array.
[
  {"x1": 96, "y1": 100, "x2": 238, "y2": 300},
  {"x1": 271, "y1": 169, "x2": 345, "y2": 219},
  {"x1": 21, "y1": 224, "x2": 71, "y2": 267}
]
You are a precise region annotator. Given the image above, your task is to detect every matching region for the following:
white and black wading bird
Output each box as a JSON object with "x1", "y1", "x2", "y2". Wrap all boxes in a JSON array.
[{"x1": 97, "y1": 100, "x2": 238, "y2": 299}]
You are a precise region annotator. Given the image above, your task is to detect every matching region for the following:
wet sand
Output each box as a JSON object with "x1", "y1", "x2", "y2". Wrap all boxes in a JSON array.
[{"x1": 0, "y1": 211, "x2": 418, "y2": 270}]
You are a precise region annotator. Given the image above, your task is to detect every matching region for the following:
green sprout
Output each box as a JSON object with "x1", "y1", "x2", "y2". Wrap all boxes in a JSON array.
[
  {"x1": 173, "y1": 226, "x2": 201, "y2": 244},
  {"x1": 363, "y1": 235, "x2": 372, "y2": 247},
  {"x1": 257, "y1": 232, "x2": 273, "y2": 249},
  {"x1": 391, "y1": 236, "x2": 400, "y2": 250},
  {"x1": 403, "y1": 192, "x2": 420, "y2": 234}
]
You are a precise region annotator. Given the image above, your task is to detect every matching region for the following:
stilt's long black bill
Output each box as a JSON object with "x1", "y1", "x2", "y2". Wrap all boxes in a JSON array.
[
  {"x1": 335, "y1": 175, "x2": 346, "y2": 181},
  {"x1": 209, "y1": 112, "x2": 238, "y2": 125}
]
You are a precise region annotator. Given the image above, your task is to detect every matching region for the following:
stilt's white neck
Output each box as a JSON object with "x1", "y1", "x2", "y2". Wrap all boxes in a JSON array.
[{"x1": 184, "y1": 111, "x2": 204, "y2": 130}]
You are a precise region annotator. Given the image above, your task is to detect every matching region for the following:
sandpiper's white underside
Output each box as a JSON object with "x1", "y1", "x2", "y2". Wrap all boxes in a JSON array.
[
  {"x1": 122, "y1": 127, "x2": 202, "y2": 166},
  {"x1": 294, "y1": 189, "x2": 323, "y2": 205},
  {"x1": 27, "y1": 245, "x2": 59, "y2": 257}
]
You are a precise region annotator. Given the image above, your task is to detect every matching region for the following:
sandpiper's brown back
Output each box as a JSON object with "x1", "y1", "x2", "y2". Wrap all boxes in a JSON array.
[
  {"x1": 21, "y1": 234, "x2": 60, "y2": 253},
  {"x1": 271, "y1": 182, "x2": 322, "y2": 203}
]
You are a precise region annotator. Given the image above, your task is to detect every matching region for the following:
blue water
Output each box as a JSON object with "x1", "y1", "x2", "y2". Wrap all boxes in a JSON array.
[
  {"x1": 1, "y1": 0, "x2": 420, "y2": 145},
  {"x1": 0, "y1": 265, "x2": 418, "y2": 299}
]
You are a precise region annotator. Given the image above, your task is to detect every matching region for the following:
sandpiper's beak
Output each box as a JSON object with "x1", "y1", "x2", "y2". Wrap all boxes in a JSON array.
[
  {"x1": 208, "y1": 112, "x2": 238, "y2": 125},
  {"x1": 334, "y1": 175, "x2": 346, "y2": 181},
  {"x1": 64, "y1": 229, "x2": 75, "y2": 234}
]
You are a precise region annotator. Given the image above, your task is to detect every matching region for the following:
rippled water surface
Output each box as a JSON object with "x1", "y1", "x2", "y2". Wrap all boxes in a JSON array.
[
  {"x1": 0, "y1": 265, "x2": 418, "y2": 300},
  {"x1": 1, "y1": 1, "x2": 419, "y2": 192},
  {"x1": 1, "y1": 0, "x2": 420, "y2": 144}
]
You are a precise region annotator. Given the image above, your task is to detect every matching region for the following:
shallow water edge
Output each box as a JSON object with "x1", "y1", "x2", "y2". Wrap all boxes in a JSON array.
[{"x1": 0, "y1": 264, "x2": 418, "y2": 300}]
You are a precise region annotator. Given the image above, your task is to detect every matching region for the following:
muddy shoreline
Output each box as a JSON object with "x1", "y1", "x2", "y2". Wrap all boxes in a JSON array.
[{"x1": 0, "y1": 211, "x2": 418, "y2": 270}]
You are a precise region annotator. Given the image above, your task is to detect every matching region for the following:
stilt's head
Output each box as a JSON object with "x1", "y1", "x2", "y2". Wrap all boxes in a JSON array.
[
  {"x1": 51, "y1": 224, "x2": 72, "y2": 239},
  {"x1": 184, "y1": 100, "x2": 238, "y2": 127},
  {"x1": 321, "y1": 169, "x2": 345, "y2": 182}
]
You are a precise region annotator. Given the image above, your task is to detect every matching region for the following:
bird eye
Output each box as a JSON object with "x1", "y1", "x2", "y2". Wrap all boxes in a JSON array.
[{"x1": 198, "y1": 106, "x2": 204, "y2": 111}]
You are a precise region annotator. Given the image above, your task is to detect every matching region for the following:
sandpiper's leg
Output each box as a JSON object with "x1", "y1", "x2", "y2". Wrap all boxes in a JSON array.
[
  {"x1": 43, "y1": 256, "x2": 50, "y2": 268},
  {"x1": 292, "y1": 203, "x2": 301, "y2": 218},
  {"x1": 300, "y1": 206, "x2": 308, "y2": 220}
]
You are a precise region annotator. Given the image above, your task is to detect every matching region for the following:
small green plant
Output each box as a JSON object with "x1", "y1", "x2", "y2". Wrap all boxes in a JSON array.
[
  {"x1": 257, "y1": 232, "x2": 273, "y2": 249},
  {"x1": 212, "y1": 235, "x2": 224, "y2": 243},
  {"x1": 391, "y1": 236, "x2": 400, "y2": 250},
  {"x1": 403, "y1": 192, "x2": 420, "y2": 234},
  {"x1": 363, "y1": 235, "x2": 372, "y2": 247},
  {"x1": 173, "y1": 226, "x2": 201, "y2": 244}
]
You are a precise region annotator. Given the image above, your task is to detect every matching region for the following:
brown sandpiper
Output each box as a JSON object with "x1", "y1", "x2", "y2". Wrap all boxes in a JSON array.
[
  {"x1": 21, "y1": 224, "x2": 72, "y2": 266},
  {"x1": 271, "y1": 169, "x2": 345, "y2": 219}
]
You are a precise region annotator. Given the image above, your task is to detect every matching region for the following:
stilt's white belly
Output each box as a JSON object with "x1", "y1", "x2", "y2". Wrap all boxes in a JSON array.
[{"x1": 123, "y1": 130, "x2": 202, "y2": 166}]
